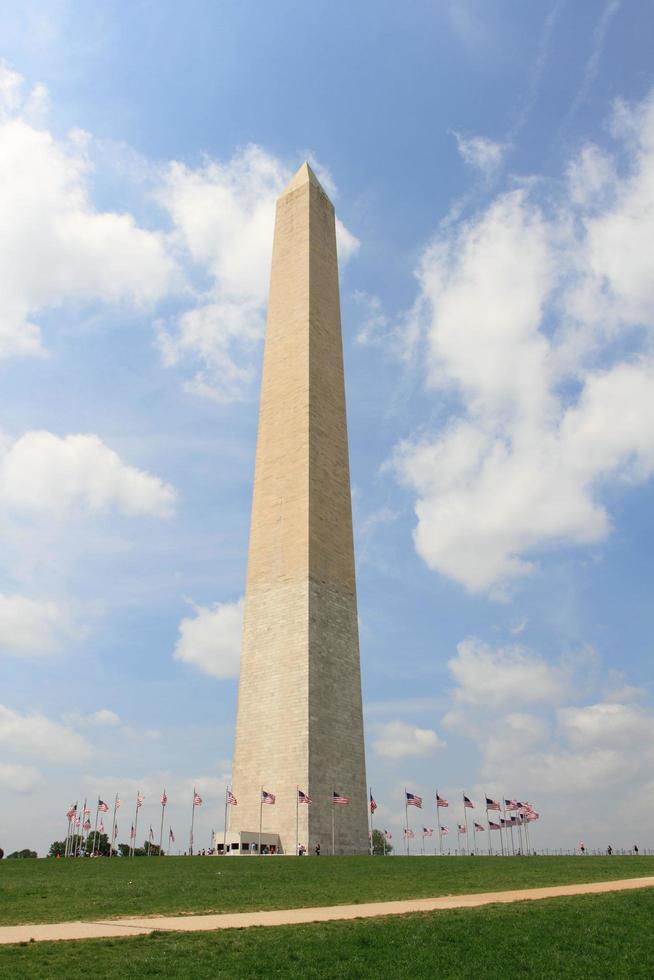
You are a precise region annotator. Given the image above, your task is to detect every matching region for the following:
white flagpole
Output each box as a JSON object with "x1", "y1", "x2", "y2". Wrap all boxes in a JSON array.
[
  {"x1": 404, "y1": 789, "x2": 410, "y2": 855},
  {"x1": 436, "y1": 789, "x2": 443, "y2": 856},
  {"x1": 223, "y1": 787, "x2": 229, "y2": 856},
  {"x1": 258, "y1": 786, "x2": 263, "y2": 855},
  {"x1": 331, "y1": 789, "x2": 335, "y2": 856},
  {"x1": 132, "y1": 791, "x2": 141, "y2": 858},
  {"x1": 110, "y1": 794, "x2": 118, "y2": 857},
  {"x1": 91, "y1": 798, "x2": 100, "y2": 857},
  {"x1": 296, "y1": 785, "x2": 299, "y2": 857},
  {"x1": 485, "y1": 794, "x2": 491, "y2": 855},
  {"x1": 159, "y1": 790, "x2": 166, "y2": 856},
  {"x1": 504, "y1": 799, "x2": 515, "y2": 856},
  {"x1": 463, "y1": 796, "x2": 469, "y2": 855},
  {"x1": 81, "y1": 798, "x2": 88, "y2": 854},
  {"x1": 189, "y1": 788, "x2": 196, "y2": 856},
  {"x1": 368, "y1": 787, "x2": 373, "y2": 856}
]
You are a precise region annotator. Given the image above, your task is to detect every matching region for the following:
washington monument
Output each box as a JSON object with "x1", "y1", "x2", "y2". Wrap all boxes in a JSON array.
[{"x1": 230, "y1": 162, "x2": 368, "y2": 855}]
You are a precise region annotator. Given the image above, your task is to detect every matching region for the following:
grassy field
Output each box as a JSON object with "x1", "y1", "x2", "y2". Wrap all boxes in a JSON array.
[
  {"x1": 1, "y1": 888, "x2": 653, "y2": 978},
  {"x1": 0, "y1": 855, "x2": 651, "y2": 926}
]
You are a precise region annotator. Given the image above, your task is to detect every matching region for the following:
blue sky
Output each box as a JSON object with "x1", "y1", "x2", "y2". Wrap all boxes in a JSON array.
[{"x1": 1, "y1": 0, "x2": 654, "y2": 855}]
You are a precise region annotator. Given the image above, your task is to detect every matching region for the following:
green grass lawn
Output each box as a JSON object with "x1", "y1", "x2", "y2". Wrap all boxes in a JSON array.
[
  {"x1": 0, "y1": 855, "x2": 651, "y2": 926},
  {"x1": 1, "y1": 888, "x2": 653, "y2": 978}
]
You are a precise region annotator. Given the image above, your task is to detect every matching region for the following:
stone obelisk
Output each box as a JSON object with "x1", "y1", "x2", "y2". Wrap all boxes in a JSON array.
[{"x1": 230, "y1": 162, "x2": 368, "y2": 855}]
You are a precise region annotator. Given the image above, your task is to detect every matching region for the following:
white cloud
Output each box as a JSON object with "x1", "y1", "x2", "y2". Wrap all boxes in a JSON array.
[
  {"x1": 157, "y1": 145, "x2": 359, "y2": 401},
  {"x1": 447, "y1": 638, "x2": 568, "y2": 709},
  {"x1": 454, "y1": 132, "x2": 505, "y2": 177},
  {"x1": 557, "y1": 702, "x2": 654, "y2": 750},
  {"x1": 0, "y1": 431, "x2": 176, "y2": 518},
  {"x1": 0, "y1": 63, "x2": 359, "y2": 401},
  {"x1": 394, "y1": 89, "x2": 654, "y2": 594},
  {"x1": 372, "y1": 719, "x2": 445, "y2": 759},
  {"x1": 174, "y1": 597, "x2": 243, "y2": 679},
  {"x1": 438, "y1": 636, "x2": 654, "y2": 842},
  {"x1": 90, "y1": 709, "x2": 121, "y2": 727},
  {"x1": 0, "y1": 762, "x2": 41, "y2": 793},
  {"x1": 0, "y1": 63, "x2": 177, "y2": 359},
  {"x1": 0, "y1": 594, "x2": 78, "y2": 656},
  {"x1": 0, "y1": 705, "x2": 91, "y2": 763}
]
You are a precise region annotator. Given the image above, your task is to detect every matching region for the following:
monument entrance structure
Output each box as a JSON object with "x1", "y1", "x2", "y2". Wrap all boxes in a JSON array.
[{"x1": 229, "y1": 162, "x2": 368, "y2": 855}]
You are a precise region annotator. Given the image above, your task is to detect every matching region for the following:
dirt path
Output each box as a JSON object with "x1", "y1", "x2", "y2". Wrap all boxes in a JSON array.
[{"x1": 2, "y1": 876, "x2": 653, "y2": 945}]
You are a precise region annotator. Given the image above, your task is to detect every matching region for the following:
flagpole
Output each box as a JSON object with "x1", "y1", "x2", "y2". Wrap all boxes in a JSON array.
[
  {"x1": 404, "y1": 788, "x2": 410, "y2": 856},
  {"x1": 223, "y1": 787, "x2": 229, "y2": 856},
  {"x1": 81, "y1": 798, "x2": 87, "y2": 855},
  {"x1": 110, "y1": 794, "x2": 118, "y2": 858},
  {"x1": 132, "y1": 792, "x2": 140, "y2": 858},
  {"x1": 189, "y1": 787, "x2": 196, "y2": 856},
  {"x1": 437, "y1": 790, "x2": 443, "y2": 856},
  {"x1": 64, "y1": 808, "x2": 74, "y2": 858},
  {"x1": 463, "y1": 796, "x2": 469, "y2": 855},
  {"x1": 504, "y1": 799, "x2": 511, "y2": 855},
  {"x1": 485, "y1": 794, "x2": 491, "y2": 856},
  {"x1": 331, "y1": 789, "x2": 335, "y2": 856},
  {"x1": 159, "y1": 790, "x2": 166, "y2": 856},
  {"x1": 91, "y1": 798, "x2": 100, "y2": 857},
  {"x1": 368, "y1": 787, "x2": 374, "y2": 856},
  {"x1": 296, "y1": 785, "x2": 299, "y2": 857},
  {"x1": 498, "y1": 801, "x2": 505, "y2": 857},
  {"x1": 258, "y1": 786, "x2": 263, "y2": 856}
]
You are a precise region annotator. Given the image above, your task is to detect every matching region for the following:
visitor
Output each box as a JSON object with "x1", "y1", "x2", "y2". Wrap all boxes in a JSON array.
[
  {"x1": 634, "y1": 844, "x2": 639, "y2": 855},
  {"x1": 315, "y1": 842, "x2": 321, "y2": 856},
  {"x1": 579, "y1": 842, "x2": 585, "y2": 855},
  {"x1": 607, "y1": 844, "x2": 613, "y2": 856}
]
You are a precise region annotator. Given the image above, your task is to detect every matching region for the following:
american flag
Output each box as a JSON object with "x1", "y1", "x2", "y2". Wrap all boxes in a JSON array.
[
  {"x1": 370, "y1": 793, "x2": 377, "y2": 814},
  {"x1": 333, "y1": 792, "x2": 350, "y2": 805},
  {"x1": 403, "y1": 828, "x2": 415, "y2": 838},
  {"x1": 83, "y1": 806, "x2": 91, "y2": 815},
  {"x1": 161, "y1": 791, "x2": 168, "y2": 807},
  {"x1": 262, "y1": 790, "x2": 275, "y2": 804},
  {"x1": 116, "y1": 798, "x2": 122, "y2": 810},
  {"x1": 98, "y1": 799, "x2": 109, "y2": 812},
  {"x1": 66, "y1": 804, "x2": 77, "y2": 819},
  {"x1": 422, "y1": 827, "x2": 433, "y2": 837},
  {"x1": 474, "y1": 822, "x2": 484, "y2": 832},
  {"x1": 194, "y1": 792, "x2": 203, "y2": 806},
  {"x1": 463, "y1": 795, "x2": 474, "y2": 808},
  {"x1": 83, "y1": 819, "x2": 91, "y2": 831},
  {"x1": 298, "y1": 790, "x2": 313, "y2": 805},
  {"x1": 169, "y1": 828, "x2": 175, "y2": 842},
  {"x1": 406, "y1": 792, "x2": 422, "y2": 808},
  {"x1": 457, "y1": 824, "x2": 466, "y2": 834},
  {"x1": 486, "y1": 797, "x2": 501, "y2": 811},
  {"x1": 130, "y1": 824, "x2": 136, "y2": 839},
  {"x1": 99, "y1": 821, "x2": 105, "y2": 834},
  {"x1": 436, "y1": 795, "x2": 448, "y2": 808},
  {"x1": 384, "y1": 830, "x2": 392, "y2": 840},
  {"x1": 489, "y1": 821, "x2": 501, "y2": 830},
  {"x1": 505, "y1": 800, "x2": 519, "y2": 811},
  {"x1": 526, "y1": 811, "x2": 539, "y2": 822},
  {"x1": 227, "y1": 791, "x2": 238, "y2": 806},
  {"x1": 136, "y1": 794, "x2": 144, "y2": 809},
  {"x1": 440, "y1": 826, "x2": 449, "y2": 835}
]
